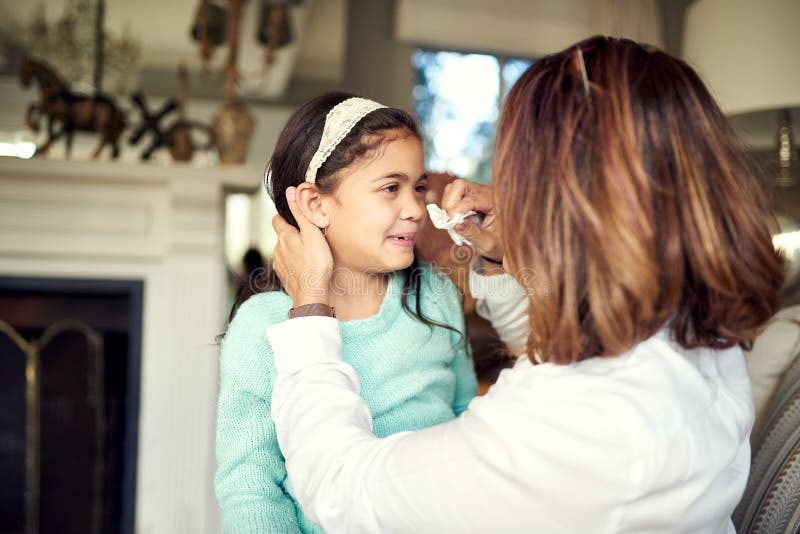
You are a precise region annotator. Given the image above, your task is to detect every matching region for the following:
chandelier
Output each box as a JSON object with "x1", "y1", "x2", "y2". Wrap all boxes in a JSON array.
[{"x1": 26, "y1": 0, "x2": 141, "y2": 95}]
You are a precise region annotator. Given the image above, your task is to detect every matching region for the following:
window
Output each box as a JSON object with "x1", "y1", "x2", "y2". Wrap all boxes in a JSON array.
[{"x1": 412, "y1": 50, "x2": 533, "y2": 183}]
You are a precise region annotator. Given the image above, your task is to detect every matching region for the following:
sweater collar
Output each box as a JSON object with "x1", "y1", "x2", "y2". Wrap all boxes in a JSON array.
[{"x1": 339, "y1": 271, "x2": 403, "y2": 340}]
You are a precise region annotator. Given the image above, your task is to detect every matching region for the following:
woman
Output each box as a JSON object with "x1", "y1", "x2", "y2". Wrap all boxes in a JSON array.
[{"x1": 266, "y1": 36, "x2": 783, "y2": 533}]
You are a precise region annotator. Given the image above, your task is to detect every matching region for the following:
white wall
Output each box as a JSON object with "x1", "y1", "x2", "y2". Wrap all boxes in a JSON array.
[{"x1": 395, "y1": 0, "x2": 663, "y2": 58}]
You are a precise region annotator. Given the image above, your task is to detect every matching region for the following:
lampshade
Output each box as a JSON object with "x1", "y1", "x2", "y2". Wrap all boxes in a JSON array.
[
  {"x1": 684, "y1": 0, "x2": 800, "y2": 302},
  {"x1": 682, "y1": 0, "x2": 800, "y2": 116}
]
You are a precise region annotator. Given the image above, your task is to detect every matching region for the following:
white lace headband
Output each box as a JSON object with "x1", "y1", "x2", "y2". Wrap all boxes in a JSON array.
[
  {"x1": 261, "y1": 97, "x2": 387, "y2": 192},
  {"x1": 304, "y1": 97, "x2": 387, "y2": 184}
]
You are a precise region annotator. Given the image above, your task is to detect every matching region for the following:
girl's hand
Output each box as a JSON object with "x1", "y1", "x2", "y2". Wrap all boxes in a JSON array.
[
  {"x1": 271, "y1": 187, "x2": 334, "y2": 306},
  {"x1": 442, "y1": 179, "x2": 504, "y2": 262}
]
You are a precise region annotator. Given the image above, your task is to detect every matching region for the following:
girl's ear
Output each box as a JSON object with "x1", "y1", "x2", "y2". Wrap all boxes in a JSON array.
[{"x1": 293, "y1": 182, "x2": 329, "y2": 229}]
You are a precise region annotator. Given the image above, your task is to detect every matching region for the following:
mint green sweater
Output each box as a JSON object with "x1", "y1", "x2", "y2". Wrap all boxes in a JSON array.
[{"x1": 215, "y1": 264, "x2": 478, "y2": 533}]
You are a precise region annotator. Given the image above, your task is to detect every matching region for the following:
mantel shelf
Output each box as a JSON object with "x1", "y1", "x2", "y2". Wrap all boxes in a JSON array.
[{"x1": 0, "y1": 155, "x2": 263, "y2": 192}]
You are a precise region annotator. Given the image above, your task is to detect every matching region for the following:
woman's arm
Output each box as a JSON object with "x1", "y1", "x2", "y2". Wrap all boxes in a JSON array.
[
  {"x1": 441, "y1": 179, "x2": 530, "y2": 355},
  {"x1": 266, "y1": 188, "x2": 627, "y2": 533},
  {"x1": 469, "y1": 259, "x2": 530, "y2": 355},
  {"x1": 268, "y1": 317, "x2": 628, "y2": 533},
  {"x1": 216, "y1": 299, "x2": 303, "y2": 534}
]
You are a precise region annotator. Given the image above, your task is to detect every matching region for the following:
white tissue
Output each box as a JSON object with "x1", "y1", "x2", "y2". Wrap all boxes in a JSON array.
[{"x1": 426, "y1": 204, "x2": 475, "y2": 246}]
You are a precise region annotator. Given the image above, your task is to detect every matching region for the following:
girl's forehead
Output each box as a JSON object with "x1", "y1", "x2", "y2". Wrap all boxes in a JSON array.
[{"x1": 344, "y1": 136, "x2": 424, "y2": 178}]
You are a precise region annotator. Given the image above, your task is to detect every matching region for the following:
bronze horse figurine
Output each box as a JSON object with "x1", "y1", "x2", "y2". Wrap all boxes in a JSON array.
[{"x1": 20, "y1": 57, "x2": 126, "y2": 159}]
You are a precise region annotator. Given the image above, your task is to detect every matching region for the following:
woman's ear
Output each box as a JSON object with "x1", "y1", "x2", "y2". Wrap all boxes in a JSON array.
[{"x1": 293, "y1": 182, "x2": 329, "y2": 229}]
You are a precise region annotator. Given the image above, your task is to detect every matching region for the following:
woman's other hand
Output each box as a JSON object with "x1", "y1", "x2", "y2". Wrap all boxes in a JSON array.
[
  {"x1": 271, "y1": 186, "x2": 334, "y2": 306},
  {"x1": 442, "y1": 179, "x2": 504, "y2": 262}
]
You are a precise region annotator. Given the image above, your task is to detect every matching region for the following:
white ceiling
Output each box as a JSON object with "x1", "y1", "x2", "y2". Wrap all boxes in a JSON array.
[{"x1": 0, "y1": 0, "x2": 346, "y2": 99}]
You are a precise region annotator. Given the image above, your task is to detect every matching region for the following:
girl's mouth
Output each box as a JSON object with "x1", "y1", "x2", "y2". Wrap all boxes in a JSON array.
[{"x1": 387, "y1": 233, "x2": 416, "y2": 248}]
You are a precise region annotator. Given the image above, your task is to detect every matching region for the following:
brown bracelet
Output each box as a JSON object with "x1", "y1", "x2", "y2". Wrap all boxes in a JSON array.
[{"x1": 288, "y1": 303, "x2": 336, "y2": 319}]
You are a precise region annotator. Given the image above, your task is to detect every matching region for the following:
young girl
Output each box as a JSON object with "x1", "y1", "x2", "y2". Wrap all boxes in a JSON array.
[{"x1": 214, "y1": 92, "x2": 478, "y2": 533}]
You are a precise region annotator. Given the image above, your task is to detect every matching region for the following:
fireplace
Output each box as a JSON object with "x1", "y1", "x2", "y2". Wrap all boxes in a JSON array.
[
  {"x1": 0, "y1": 277, "x2": 142, "y2": 534},
  {"x1": 0, "y1": 157, "x2": 245, "y2": 533}
]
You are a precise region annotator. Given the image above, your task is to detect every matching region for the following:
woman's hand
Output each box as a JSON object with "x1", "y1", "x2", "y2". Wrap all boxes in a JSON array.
[
  {"x1": 442, "y1": 179, "x2": 504, "y2": 262},
  {"x1": 271, "y1": 187, "x2": 334, "y2": 306}
]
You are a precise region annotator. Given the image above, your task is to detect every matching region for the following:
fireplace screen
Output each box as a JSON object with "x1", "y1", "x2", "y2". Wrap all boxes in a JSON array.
[{"x1": 0, "y1": 279, "x2": 141, "y2": 534}]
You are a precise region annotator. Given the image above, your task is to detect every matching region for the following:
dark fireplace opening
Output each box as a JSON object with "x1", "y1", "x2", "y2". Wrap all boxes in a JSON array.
[{"x1": 0, "y1": 277, "x2": 142, "y2": 534}]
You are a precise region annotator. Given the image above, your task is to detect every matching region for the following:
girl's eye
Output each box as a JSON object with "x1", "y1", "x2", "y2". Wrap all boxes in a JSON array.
[
  {"x1": 414, "y1": 183, "x2": 428, "y2": 194},
  {"x1": 381, "y1": 184, "x2": 399, "y2": 193}
]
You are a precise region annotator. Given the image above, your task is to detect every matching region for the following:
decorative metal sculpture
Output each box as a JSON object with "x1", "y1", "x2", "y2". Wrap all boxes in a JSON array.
[
  {"x1": 257, "y1": 0, "x2": 302, "y2": 66},
  {"x1": 192, "y1": 0, "x2": 303, "y2": 164},
  {"x1": 191, "y1": 0, "x2": 301, "y2": 69},
  {"x1": 191, "y1": 0, "x2": 228, "y2": 67},
  {"x1": 127, "y1": 93, "x2": 179, "y2": 160},
  {"x1": 19, "y1": 57, "x2": 127, "y2": 159},
  {"x1": 211, "y1": 0, "x2": 256, "y2": 164},
  {"x1": 128, "y1": 66, "x2": 214, "y2": 162}
]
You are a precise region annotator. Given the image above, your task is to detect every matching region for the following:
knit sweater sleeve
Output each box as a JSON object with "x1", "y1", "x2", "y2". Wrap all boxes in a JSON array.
[
  {"x1": 451, "y1": 332, "x2": 477, "y2": 415},
  {"x1": 215, "y1": 292, "x2": 302, "y2": 534},
  {"x1": 422, "y1": 265, "x2": 478, "y2": 415}
]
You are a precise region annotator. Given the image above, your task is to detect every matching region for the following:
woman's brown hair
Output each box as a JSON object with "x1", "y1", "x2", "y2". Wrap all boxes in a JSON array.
[{"x1": 495, "y1": 36, "x2": 784, "y2": 365}]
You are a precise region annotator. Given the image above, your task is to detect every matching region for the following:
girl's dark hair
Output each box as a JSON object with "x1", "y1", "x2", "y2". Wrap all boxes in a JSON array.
[{"x1": 226, "y1": 92, "x2": 458, "y2": 338}]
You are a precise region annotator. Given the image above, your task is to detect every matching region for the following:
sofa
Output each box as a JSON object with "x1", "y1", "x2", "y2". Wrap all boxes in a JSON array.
[{"x1": 734, "y1": 306, "x2": 800, "y2": 533}]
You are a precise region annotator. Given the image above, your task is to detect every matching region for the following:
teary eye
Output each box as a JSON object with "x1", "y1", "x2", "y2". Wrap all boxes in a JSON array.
[{"x1": 382, "y1": 183, "x2": 399, "y2": 193}]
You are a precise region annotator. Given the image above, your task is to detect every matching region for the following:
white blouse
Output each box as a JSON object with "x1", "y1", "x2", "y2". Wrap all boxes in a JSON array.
[{"x1": 268, "y1": 270, "x2": 753, "y2": 534}]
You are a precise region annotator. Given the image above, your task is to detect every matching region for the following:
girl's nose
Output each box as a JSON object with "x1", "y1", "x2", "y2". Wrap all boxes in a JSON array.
[{"x1": 400, "y1": 193, "x2": 425, "y2": 221}]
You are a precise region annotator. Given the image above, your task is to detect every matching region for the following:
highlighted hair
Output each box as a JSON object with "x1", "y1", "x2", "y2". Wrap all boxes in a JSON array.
[{"x1": 496, "y1": 36, "x2": 784, "y2": 364}]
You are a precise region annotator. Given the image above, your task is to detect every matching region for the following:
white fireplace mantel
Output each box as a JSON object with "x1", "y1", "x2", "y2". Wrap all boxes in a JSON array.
[{"x1": 0, "y1": 156, "x2": 259, "y2": 533}]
